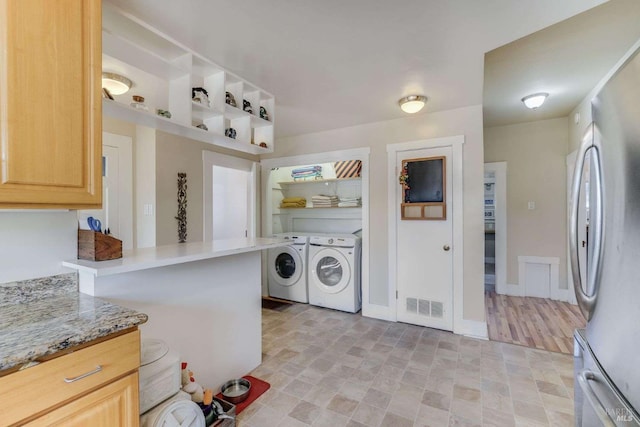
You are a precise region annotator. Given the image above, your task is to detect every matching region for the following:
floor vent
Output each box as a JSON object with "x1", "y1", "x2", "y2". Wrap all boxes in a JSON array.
[
  {"x1": 406, "y1": 297, "x2": 418, "y2": 313},
  {"x1": 406, "y1": 297, "x2": 444, "y2": 318},
  {"x1": 431, "y1": 301, "x2": 444, "y2": 318},
  {"x1": 418, "y1": 299, "x2": 430, "y2": 316}
]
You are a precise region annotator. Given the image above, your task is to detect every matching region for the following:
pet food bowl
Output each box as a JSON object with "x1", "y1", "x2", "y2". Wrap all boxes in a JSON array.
[{"x1": 220, "y1": 378, "x2": 251, "y2": 404}]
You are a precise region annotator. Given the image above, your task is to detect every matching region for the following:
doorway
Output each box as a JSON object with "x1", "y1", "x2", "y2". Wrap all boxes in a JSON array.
[
  {"x1": 203, "y1": 151, "x2": 257, "y2": 241},
  {"x1": 78, "y1": 132, "x2": 133, "y2": 249}
]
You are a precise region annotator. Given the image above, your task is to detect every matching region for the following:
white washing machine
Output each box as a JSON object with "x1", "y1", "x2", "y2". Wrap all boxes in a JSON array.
[
  {"x1": 267, "y1": 233, "x2": 309, "y2": 303},
  {"x1": 308, "y1": 234, "x2": 361, "y2": 313}
]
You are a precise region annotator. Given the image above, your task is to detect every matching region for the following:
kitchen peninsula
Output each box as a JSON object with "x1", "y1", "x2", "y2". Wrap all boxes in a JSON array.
[{"x1": 63, "y1": 237, "x2": 290, "y2": 390}]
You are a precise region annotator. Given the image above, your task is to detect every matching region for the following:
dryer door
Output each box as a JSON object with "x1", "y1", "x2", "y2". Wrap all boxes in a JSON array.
[
  {"x1": 269, "y1": 246, "x2": 302, "y2": 287},
  {"x1": 311, "y1": 248, "x2": 351, "y2": 294}
]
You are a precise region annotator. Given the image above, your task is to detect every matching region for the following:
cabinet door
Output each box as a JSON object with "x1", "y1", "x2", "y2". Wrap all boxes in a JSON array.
[
  {"x1": 0, "y1": 0, "x2": 102, "y2": 207},
  {"x1": 25, "y1": 373, "x2": 140, "y2": 427}
]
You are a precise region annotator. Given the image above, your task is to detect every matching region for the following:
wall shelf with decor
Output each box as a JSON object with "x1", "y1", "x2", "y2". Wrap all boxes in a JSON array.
[{"x1": 101, "y1": 3, "x2": 275, "y2": 155}]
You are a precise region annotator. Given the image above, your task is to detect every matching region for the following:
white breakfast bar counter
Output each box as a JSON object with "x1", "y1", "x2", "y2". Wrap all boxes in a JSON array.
[{"x1": 63, "y1": 237, "x2": 290, "y2": 390}]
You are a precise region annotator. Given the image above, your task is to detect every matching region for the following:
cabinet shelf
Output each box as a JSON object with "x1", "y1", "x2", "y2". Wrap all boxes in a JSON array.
[
  {"x1": 102, "y1": 3, "x2": 275, "y2": 156},
  {"x1": 192, "y1": 101, "x2": 223, "y2": 120},
  {"x1": 103, "y1": 99, "x2": 272, "y2": 155},
  {"x1": 277, "y1": 177, "x2": 361, "y2": 186}
]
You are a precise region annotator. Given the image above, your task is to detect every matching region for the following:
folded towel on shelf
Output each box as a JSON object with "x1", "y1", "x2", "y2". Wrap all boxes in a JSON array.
[
  {"x1": 312, "y1": 195, "x2": 339, "y2": 207},
  {"x1": 281, "y1": 197, "x2": 306, "y2": 203},
  {"x1": 280, "y1": 202, "x2": 307, "y2": 208},
  {"x1": 292, "y1": 165, "x2": 323, "y2": 181},
  {"x1": 280, "y1": 197, "x2": 307, "y2": 208},
  {"x1": 338, "y1": 201, "x2": 361, "y2": 208}
]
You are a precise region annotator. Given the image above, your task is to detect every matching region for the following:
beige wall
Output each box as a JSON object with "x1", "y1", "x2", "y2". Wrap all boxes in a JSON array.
[
  {"x1": 104, "y1": 118, "x2": 259, "y2": 247},
  {"x1": 484, "y1": 117, "x2": 569, "y2": 289},
  {"x1": 264, "y1": 105, "x2": 486, "y2": 322}
]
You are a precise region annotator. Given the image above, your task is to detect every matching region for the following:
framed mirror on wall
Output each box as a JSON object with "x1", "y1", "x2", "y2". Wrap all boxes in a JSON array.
[{"x1": 399, "y1": 156, "x2": 446, "y2": 220}]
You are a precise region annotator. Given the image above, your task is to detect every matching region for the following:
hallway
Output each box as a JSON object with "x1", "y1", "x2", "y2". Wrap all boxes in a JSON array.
[{"x1": 485, "y1": 291, "x2": 586, "y2": 354}]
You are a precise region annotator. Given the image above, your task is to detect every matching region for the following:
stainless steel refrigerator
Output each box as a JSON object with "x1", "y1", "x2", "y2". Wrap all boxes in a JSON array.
[{"x1": 571, "y1": 46, "x2": 640, "y2": 426}]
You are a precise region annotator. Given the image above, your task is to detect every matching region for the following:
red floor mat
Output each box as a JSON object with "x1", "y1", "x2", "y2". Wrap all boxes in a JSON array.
[{"x1": 215, "y1": 375, "x2": 271, "y2": 415}]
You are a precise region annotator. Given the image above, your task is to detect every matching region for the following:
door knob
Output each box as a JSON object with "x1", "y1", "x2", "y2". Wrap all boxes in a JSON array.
[{"x1": 443, "y1": 245, "x2": 450, "y2": 251}]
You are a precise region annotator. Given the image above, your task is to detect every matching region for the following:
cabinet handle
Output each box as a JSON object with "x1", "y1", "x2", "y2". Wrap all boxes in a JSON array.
[{"x1": 64, "y1": 365, "x2": 103, "y2": 383}]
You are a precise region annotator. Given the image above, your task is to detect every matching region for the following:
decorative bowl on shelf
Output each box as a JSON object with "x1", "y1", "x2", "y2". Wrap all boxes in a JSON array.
[
  {"x1": 225, "y1": 127, "x2": 237, "y2": 139},
  {"x1": 225, "y1": 91, "x2": 236, "y2": 107},
  {"x1": 259, "y1": 106, "x2": 269, "y2": 121},
  {"x1": 243, "y1": 99, "x2": 253, "y2": 114}
]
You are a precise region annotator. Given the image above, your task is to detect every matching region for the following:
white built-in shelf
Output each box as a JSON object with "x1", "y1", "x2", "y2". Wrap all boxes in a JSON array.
[
  {"x1": 103, "y1": 99, "x2": 272, "y2": 156},
  {"x1": 192, "y1": 101, "x2": 223, "y2": 120},
  {"x1": 277, "y1": 177, "x2": 361, "y2": 186},
  {"x1": 101, "y1": 3, "x2": 276, "y2": 156}
]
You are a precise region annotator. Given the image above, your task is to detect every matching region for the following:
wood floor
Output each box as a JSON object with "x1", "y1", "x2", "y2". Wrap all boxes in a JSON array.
[{"x1": 485, "y1": 291, "x2": 586, "y2": 354}]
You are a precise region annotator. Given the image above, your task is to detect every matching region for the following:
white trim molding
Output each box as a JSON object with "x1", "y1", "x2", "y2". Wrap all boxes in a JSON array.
[
  {"x1": 484, "y1": 162, "x2": 507, "y2": 295},
  {"x1": 261, "y1": 147, "x2": 371, "y2": 314},
  {"x1": 386, "y1": 135, "x2": 477, "y2": 337}
]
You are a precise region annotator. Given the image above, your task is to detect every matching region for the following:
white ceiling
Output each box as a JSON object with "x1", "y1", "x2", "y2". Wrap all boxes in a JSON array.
[
  {"x1": 107, "y1": 0, "x2": 609, "y2": 138},
  {"x1": 483, "y1": 0, "x2": 640, "y2": 128}
]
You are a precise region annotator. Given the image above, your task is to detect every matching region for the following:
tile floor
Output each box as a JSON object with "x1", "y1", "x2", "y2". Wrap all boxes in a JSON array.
[{"x1": 240, "y1": 303, "x2": 576, "y2": 427}]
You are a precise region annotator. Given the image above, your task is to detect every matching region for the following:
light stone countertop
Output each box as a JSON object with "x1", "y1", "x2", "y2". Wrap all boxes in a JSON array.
[
  {"x1": 62, "y1": 237, "x2": 291, "y2": 277},
  {"x1": 0, "y1": 273, "x2": 147, "y2": 373}
]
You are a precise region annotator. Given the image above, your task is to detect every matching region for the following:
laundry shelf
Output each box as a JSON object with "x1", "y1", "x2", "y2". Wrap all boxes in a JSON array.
[{"x1": 277, "y1": 177, "x2": 361, "y2": 186}]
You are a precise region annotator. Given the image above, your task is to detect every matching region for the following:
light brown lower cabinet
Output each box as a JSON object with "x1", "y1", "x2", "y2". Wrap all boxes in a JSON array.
[
  {"x1": 0, "y1": 330, "x2": 140, "y2": 426},
  {"x1": 25, "y1": 373, "x2": 139, "y2": 427}
]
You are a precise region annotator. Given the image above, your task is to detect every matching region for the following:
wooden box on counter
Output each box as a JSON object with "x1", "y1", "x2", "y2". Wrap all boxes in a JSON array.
[{"x1": 78, "y1": 230, "x2": 122, "y2": 261}]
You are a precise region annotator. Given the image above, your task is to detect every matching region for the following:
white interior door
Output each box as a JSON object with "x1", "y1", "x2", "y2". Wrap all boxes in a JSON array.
[
  {"x1": 396, "y1": 146, "x2": 453, "y2": 330},
  {"x1": 203, "y1": 151, "x2": 257, "y2": 241},
  {"x1": 78, "y1": 133, "x2": 133, "y2": 249},
  {"x1": 212, "y1": 165, "x2": 249, "y2": 240}
]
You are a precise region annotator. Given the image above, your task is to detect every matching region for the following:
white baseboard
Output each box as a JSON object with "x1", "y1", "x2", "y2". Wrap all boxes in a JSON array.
[
  {"x1": 498, "y1": 282, "x2": 574, "y2": 304},
  {"x1": 362, "y1": 303, "x2": 395, "y2": 322},
  {"x1": 454, "y1": 319, "x2": 488, "y2": 340},
  {"x1": 501, "y1": 283, "x2": 524, "y2": 297}
]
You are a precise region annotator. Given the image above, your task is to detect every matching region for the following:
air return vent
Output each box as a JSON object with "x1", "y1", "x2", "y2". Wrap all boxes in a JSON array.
[
  {"x1": 418, "y1": 299, "x2": 430, "y2": 316},
  {"x1": 431, "y1": 301, "x2": 444, "y2": 318},
  {"x1": 405, "y1": 297, "x2": 444, "y2": 318}
]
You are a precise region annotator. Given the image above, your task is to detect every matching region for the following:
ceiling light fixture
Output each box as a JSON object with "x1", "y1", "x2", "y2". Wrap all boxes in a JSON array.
[
  {"x1": 398, "y1": 95, "x2": 427, "y2": 114},
  {"x1": 521, "y1": 92, "x2": 548, "y2": 110},
  {"x1": 102, "y1": 72, "x2": 132, "y2": 96}
]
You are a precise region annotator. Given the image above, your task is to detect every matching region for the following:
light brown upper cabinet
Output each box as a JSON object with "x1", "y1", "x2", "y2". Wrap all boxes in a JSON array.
[{"x1": 0, "y1": 0, "x2": 102, "y2": 208}]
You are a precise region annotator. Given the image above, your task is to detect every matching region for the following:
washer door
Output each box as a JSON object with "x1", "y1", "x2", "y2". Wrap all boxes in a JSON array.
[
  {"x1": 269, "y1": 246, "x2": 302, "y2": 287},
  {"x1": 311, "y1": 248, "x2": 351, "y2": 294}
]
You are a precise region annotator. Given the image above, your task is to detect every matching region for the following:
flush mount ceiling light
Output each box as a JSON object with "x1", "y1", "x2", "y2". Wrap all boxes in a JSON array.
[
  {"x1": 398, "y1": 95, "x2": 427, "y2": 114},
  {"x1": 521, "y1": 92, "x2": 548, "y2": 110},
  {"x1": 102, "y1": 72, "x2": 132, "y2": 96}
]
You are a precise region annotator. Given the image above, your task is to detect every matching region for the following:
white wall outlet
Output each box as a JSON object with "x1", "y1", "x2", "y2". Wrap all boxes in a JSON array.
[
  {"x1": 144, "y1": 204, "x2": 153, "y2": 216},
  {"x1": 528, "y1": 201, "x2": 535, "y2": 210}
]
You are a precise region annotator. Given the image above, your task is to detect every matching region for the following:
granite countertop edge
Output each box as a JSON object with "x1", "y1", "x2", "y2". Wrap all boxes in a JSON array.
[{"x1": 0, "y1": 273, "x2": 148, "y2": 373}]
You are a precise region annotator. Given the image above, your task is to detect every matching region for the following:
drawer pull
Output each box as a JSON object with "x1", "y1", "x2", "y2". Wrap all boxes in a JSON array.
[{"x1": 63, "y1": 365, "x2": 103, "y2": 383}]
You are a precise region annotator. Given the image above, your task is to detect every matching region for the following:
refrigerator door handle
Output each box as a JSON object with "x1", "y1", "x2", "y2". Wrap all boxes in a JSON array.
[
  {"x1": 578, "y1": 370, "x2": 617, "y2": 427},
  {"x1": 570, "y1": 123, "x2": 603, "y2": 320}
]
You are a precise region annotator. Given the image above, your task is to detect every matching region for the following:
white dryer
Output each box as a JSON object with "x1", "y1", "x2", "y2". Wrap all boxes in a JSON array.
[
  {"x1": 308, "y1": 234, "x2": 361, "y2": 313},
  {"x1": 267, "y1": 233, "x2": 309, "y2": 303}
]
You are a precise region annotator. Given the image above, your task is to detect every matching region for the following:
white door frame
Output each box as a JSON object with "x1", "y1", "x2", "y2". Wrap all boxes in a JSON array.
[
  {"x1": 261, "y1": 147, "x2": 370, "y2": 311},
  {"x1": 387, "y1": 136, "x2": 465, "y2": 334},
  {"x1": 484, "y1": 162, "x2": 507, "y2": 295},
  {"x1": 202, "y1": 151, "x2": 258, "y2": 241}
]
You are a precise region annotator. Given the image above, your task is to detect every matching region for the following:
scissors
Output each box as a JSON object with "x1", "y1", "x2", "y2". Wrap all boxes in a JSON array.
[{"x1": 87, "y1": 216, "x2": 102, "y2": 233}]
